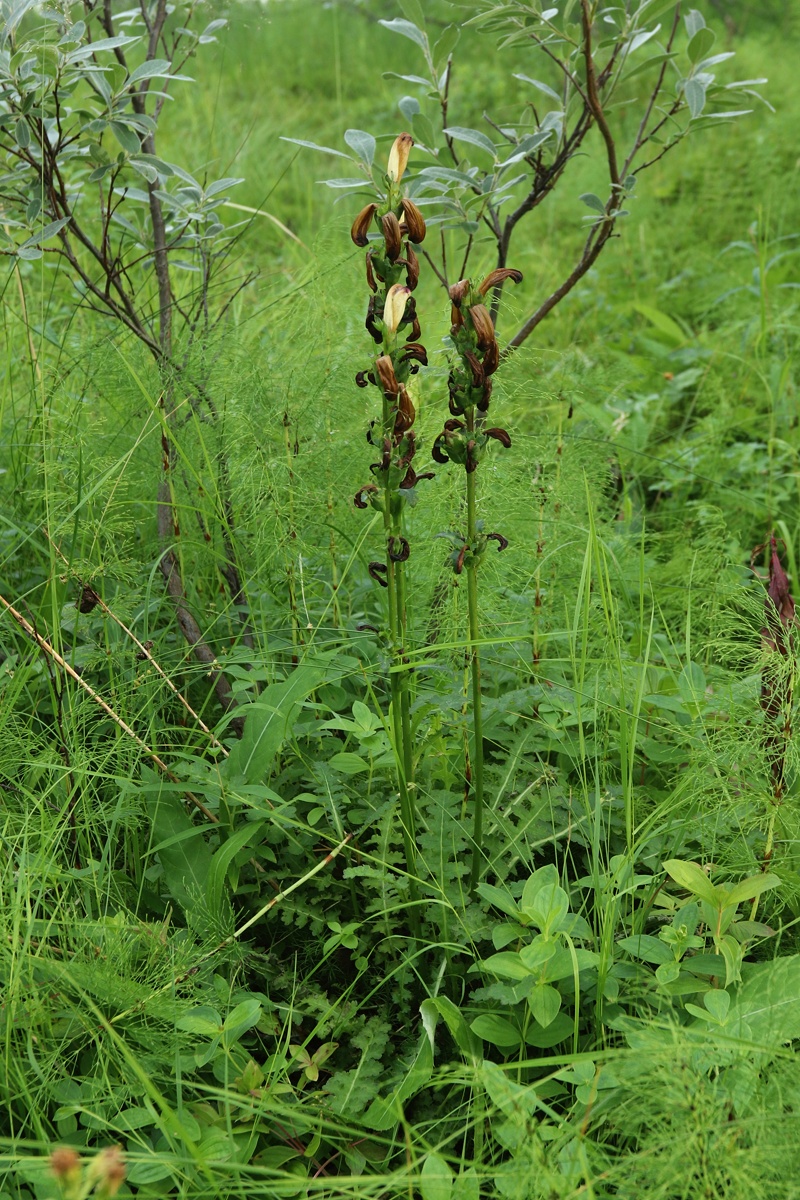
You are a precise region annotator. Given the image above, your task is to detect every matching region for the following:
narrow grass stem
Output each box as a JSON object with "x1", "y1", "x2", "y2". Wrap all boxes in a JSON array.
[{"x1": 466, "y1": 444, "x2": 486, "y2": 893}]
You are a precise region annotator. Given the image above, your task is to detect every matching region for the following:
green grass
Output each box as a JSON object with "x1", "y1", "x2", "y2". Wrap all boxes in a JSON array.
[{"x1": 1, "y1": 2, "x2": 800, "y2": 1198}]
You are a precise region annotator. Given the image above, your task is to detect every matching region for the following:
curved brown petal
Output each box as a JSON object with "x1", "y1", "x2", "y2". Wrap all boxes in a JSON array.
[
  {"x1": 365, "y1": 297, "x2": 382, "y2": 344},
  {"x1": 368, "y1": 561, "x2": 389, "y2": 587},
  {"x1": 351, "y1": 203, "x2": 378, "y2": 247},
  {"x1": 365, "y1": 249, "x2": 378, "y2": 293},
  {"x1": 406, "y1": 315, "x2": 421, "y2": 342},
  {"x1": 468, "y1": 303, "x2": 496, "y2": 352},
  {"x1": 381, "y1": 211, "x2": 402, "y2": 261},
  {"x1": 397, "y1": 429, "x2": 417, "y2": 468},
  {"x1": 354, "y1": 484, "x2": 378, "y2": 509},
  {"x1": 449, "y1": 279, "x2": 470, "y2": 308},
  {"x1": 455, "y1": 545, "x2": 467, "y2": 574},
  {"x1": 402, "y1": 244, "x2": 420, "y2": 290},
  {"x1": 394, "y1": 385, "x2": 416, "y2": 434},
  {"x1": 432, "y1": 436, "x2": 449, "y2": 464},
  {"x1": 478, "y1": 267, "x2": 523, "y2": 295},
  {"x1": 388, "y1": 535, "x2": 410, "y2": 562},
  {"x1": 400, "y1": 198, "x2": 426, "y2": 244},
  {"x1": 477, "y1": 377, "x2": 493, "y2": 412},
  {"x1": 463, "y1": 350, "x2": 485, "y2": 388},
  {"x1": 482, "y1": 338, "x2": 499, "y2": 377},
  {"x1": 486, "y1": 532, "x2": 509, "y2": 551},
  {"x1": 350, "y1": 202, "x2": 379, "y2": 247},
  {"x1": 375, "y1": 354, "x2": 400, "y2": 396},
  {"x1": 401, "y1": 342, "x2": 428, "y2": 366},
  {"x1": 484, "y1": 427, "x2": 512, "y2": 448}
]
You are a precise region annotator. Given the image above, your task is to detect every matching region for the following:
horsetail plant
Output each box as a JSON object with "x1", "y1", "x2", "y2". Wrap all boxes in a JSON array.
[
  {"x1": 351, "y1": 134, "x2": 431, "y2": 906},
  {"x1": 432, "y1": 269, "x2": 522, "y2": 891}
]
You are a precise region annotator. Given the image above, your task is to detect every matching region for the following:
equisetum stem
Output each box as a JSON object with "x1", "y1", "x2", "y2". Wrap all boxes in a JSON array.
[{"x1": 466, "y1": 413, "x2": 486, "y2": 893}]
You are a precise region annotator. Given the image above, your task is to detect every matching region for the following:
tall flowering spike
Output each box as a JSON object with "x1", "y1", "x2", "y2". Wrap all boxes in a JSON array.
[
  {"x1": 383, "y1": 284, "x2": 411, "y2": 336},
  {"x1": 351, "y1": 203, "x2": 377, "y2": 247},
  {"x1": 387, "y1": 132, "x2": 413, "y2": 183}
]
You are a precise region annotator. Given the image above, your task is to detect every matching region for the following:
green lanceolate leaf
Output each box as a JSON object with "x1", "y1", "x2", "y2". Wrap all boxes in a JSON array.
[
  {"x1": 379, "y1": 18, "x2": 428, "y2": 50},
  {"x1": 225, "y1": 660, "x2": 328, "y2": 783},
  {"x1": 442, "y1": 126, "x2": 497, "y2": 157},
  {"x1": 344, "y1": 128, "x2": 376, "y2": 167}
]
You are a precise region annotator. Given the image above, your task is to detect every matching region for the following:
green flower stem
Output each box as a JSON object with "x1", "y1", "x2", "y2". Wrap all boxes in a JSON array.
[
  {"x1": 466, "y1": 416, "x2": 486, "y2": 893},
  {"x1": 393, "y1": 549, "x2": 415, "y2": 805},
  {"x1": 381, "y1": 404, "x2": 419, "y2": 925}
]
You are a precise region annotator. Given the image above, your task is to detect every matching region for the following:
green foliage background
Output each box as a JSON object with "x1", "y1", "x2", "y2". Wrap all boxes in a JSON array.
[{"x1": 2, "y1": 1, "x2": 800, "y2": 1197}]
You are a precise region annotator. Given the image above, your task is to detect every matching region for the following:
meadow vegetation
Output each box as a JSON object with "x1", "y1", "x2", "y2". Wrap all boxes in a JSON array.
[{"x1": 1, "y1": 1, "x2": 800, "y2": 1197}]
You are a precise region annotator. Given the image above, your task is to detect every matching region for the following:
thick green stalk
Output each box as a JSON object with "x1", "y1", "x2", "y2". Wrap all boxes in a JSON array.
[
  {"x1": 381, "y1": 403, "x2": 419, "y2": 921},
  {"x1": 393, "y1": 547, "x2": 415, "y2": 805},
  {"x1": 466, "y1": 417, "x2": 486, "y2": 892}
]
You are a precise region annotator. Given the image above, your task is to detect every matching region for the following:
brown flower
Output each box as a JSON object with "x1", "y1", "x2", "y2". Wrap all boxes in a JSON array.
[
  {"x1": 449, "y1": 279, "x2": 470, "y2": 308},
  {"x1": 463, "y1": 350, "x2": 485, "y2": 388},
  {"x1": 351, "y1": 203, "x2": 377, "y2": 247},
  {"x1": 467, "y1": 303, "x2": 496, "y2": 352},
  {"x1": 401, "y1": 244, "x2": 420, "y2": 289},
  {"x1": 381, "y1": 211, "x2": 402, "y2": 261},
  {"x1": 401, "y1": 342, "x2": 428, "y2": 367},
  {"x1": 375, "y1": 354, "x2": 400, "y2": 397},
  {"x1": 394, "y1": 385, "x2": 416, "y2": 434},
  {"x1": 484, "y1": 427, "x2": 511, "y2": 448},
  {"x1": 478, "y1": 267, "x2": 523, "y2": 295},
  {"x1": 365, "y1": 298, "x2": 383, "y2": 344},
  {"x1": 400, "y1": 198, "x2": 426, "y2": 244},
  {"x1": 482, "y1": 337, "x2": 499, "y2": 377}
]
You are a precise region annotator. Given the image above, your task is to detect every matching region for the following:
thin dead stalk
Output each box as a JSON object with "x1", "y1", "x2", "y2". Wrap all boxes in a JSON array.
[
  {"x1": 44, "y1": 530, "x2": 228, "y2": 756},
  {"x1": 0, "y1": 590, "x2": 218, "y2": 825}
]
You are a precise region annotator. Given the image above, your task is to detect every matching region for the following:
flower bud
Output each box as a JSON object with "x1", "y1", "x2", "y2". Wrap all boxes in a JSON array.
[
  {"x1": 350, "y1": 203, "x2": 377, "y2": 247},
  {"x1": 383, "y1": 284, "x2": 410, "y2": 335},
  {"x1": 400, "y1": 198, "x2": 426, "y2": 244},
  {"x1": 467, "y1": 304, "x2": 496, "y2": 352},
  {"x1": 478, "y1": 267, "x2": 523, "y2": 295},
  {"x1": 387, "y1": 133, "x2": 414, "y2": 183}
]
